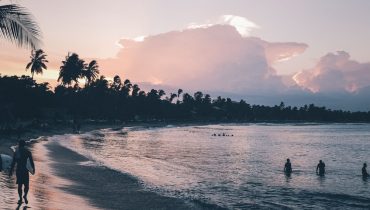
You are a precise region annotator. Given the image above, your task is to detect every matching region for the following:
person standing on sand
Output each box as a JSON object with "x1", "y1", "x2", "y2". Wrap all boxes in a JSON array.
[
  {"x1": 9, "y1": 140, "x2": 35, "y2": 205},
  {"x1": 316, "y1": 160, "x2": 325, "y2": 176}
]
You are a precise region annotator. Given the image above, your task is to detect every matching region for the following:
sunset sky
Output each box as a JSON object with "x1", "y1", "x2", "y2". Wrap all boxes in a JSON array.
[{"x1": 1, "y1": 0, "x2": 370, "y2": 110}]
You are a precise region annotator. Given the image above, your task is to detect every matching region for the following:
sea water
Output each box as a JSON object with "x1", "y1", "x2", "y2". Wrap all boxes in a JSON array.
[{"x1": 58, "y1": 123, "x2": 370, "y2": 209}]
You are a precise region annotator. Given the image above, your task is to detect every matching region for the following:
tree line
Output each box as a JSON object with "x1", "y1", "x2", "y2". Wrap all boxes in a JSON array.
[{"x1": 1, "y1": 50, "x2": 370, "y2": 129}]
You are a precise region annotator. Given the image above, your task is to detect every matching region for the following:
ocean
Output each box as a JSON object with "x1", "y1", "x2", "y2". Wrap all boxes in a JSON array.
[{"x1": 55, "y1": 123, "x2": 370, "y2": 209}]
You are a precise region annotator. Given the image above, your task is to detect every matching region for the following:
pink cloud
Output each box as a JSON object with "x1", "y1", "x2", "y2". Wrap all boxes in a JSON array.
[
  {"x1": 98, "y1": 24, "x2": 307, "y2": 94},
  {"x1": 293, "y1": 51, "x2": 370, "y2": 93}
]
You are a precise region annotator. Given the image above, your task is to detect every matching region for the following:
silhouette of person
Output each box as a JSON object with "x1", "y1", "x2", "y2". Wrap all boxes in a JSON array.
[
  {"x1": 362, "y1": 163, "x2": 369, "y2": 178},
  {"x1": 0, "y1": 154, "x2": 2, "y2": 172},
  {"x1": 316, "y1": 160, "x2": 325, "y2": 176},
  {"x1": 9, "y1": 140, "x2": 35, "y2": 205},
  {"x1": 284, "y1": 158, "x2": 292, "y2": 174}
]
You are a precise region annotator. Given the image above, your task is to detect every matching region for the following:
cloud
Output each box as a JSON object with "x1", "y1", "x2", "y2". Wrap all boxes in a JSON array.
[
  {"x1": 221, "y1": 15, "x2": 260, "y2": 37},
  {"x1": 188, "y1": 15, "x2": 259, "y2": 37},
  {"x1": 98, "y1": 23, "x2": 307, "y2": 95},
  {"x1": 293, "y1": 51, "x2": 370, "y2": 93}
]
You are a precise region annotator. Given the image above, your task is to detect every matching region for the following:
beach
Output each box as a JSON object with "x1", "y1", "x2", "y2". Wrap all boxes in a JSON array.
[
  {"x1": 0, "y1": 123, "x2": 224, "y2": 210},
  {"x1": 2, "y1": 123, "x2": 370, "y2": 209}
]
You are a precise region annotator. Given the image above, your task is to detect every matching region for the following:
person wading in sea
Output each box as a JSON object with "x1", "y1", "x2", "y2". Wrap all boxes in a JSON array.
[
  {"x1": 284, "y1": 158, "x2": 292, "y2": 174},
  {"x1": 0, "y1": 154, "x2": 2, "y2": 172},
  {"x1": 316, "y1": 160, "x2": 325, "y2": 176},
  {"x1": 9, "y1": 140, "x2": 35, "y2": 205},
  {"x1": 362, "y1": 163, "x2": 369, "y2": 178}
]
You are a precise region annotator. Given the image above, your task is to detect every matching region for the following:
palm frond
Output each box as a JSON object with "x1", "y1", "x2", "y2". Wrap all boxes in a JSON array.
[
  {"x1": 40, "y1": 62, "x2": 47, "y2": 69},
  {"x1": 0, "y1": 4, "x2": 41, "y2": 49},
  {"x1": 25, "y1": 61, "x2": 32, "y2": 69}
]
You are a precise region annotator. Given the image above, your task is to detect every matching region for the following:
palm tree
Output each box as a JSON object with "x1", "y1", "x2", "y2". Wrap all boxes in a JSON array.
[
  {"x1": 177, "y1": 89, "x2": 183, "y2": 98},
  {"x1": 25, "y1": 49, "x2": 48, "y2": 79},
  {"x1": 111, "y1": 75, "x2": 122, "y2": 92},
  {"x1": 83, "y1": 60, "x2": 99, "y2": 86},
  {"x1": 58, "y1": 53, "x2": 85, "y2": 87},
  {"x1": 121, "y1": 79, "x2": 132, "y2": 97},
  {"x1": 131, "y1": 84, "x2": 140, "y2": 97},
  {"x1": 169, "y1": 93, "x2": 177, "y2": 103},
  {"x1": 158, "y1": 89, "x2": 166, "y2": 99},
  {"x1": 0, "y1": 4, "x2": 41, "y2": 49},
  {"x1": 177, "y1": 88, "x2": 183, "y2": 103}
]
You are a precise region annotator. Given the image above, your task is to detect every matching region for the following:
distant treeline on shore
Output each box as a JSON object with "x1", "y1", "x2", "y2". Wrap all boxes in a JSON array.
[{"x1": 1, "y1": 73, "x2": 370, "y2": 130}]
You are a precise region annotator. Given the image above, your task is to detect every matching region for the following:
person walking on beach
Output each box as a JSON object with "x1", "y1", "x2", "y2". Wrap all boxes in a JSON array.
[
  {"x1": 362, "y1": 163, "x2": 369, "y2": 178},
  {"x1": 9, "y1": 140, "x2": 35, "y2": 205},
  {"x1": 284, "y1": 158, "x2": 292, "y2": 174},
  {"x1": 316, "y1": 160, "x2": 325, "y2": 176}
]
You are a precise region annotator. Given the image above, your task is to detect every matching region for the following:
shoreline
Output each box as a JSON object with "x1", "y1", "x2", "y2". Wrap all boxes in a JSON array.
[
  {"x1": 0, "y1": 121, "x2": 127, "y2": 155},
  {"x1": 2, "y1": 122, "x2": 370, "y2": 209},
  {"x1": 45, "y1": 140, "x2": 225, "y2": 210},
  {"x1": 1, "y1": 122, "x2": 226, "y2": 209}
]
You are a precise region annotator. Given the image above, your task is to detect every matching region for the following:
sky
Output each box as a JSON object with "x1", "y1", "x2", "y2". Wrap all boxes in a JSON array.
[{"x1": 1, "y1": 0, "x2": 370, "y2": 110}]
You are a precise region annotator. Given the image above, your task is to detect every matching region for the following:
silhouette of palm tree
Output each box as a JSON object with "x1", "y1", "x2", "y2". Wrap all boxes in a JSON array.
[
  {"x1": 26, "y1": 49, "x2": 48, "y2": 79},
  {"x1": 132, "y1": 84, "x2": 140, "y2": 97},
  {"x1": 177, "y1": 89, "x2": 183, "y2": 98},
  {"x1": 158, "y1": 89, "x2": 166, "y2": 99},
  {"x1": 83, "y1": 60, "x2": 99, "y2": 86},
  {"x1": 58, "y1": 53, "x2": 85, "y2": 87},
  {"x1": 121, "y1": 79, "x2": 132, "y2": 97},
  {"x1": 169, "y1": 93, "x2": 177, "y2": 103},
  {"x1": 111, "y1": 75, "x2": 122, "y2": 91},
  {"x1": 177, "y1": 88, "x2": 183, "y2": 103},
  {"x1": 0, "y1": 4, "x2": 41, "y2": 49}
]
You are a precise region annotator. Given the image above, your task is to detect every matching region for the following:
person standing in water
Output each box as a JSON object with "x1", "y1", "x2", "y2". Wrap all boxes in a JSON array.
[
  {"x1": 284, "y1": 159, "x2": 292, "y2": 174},
  {"x1": 316, "y1": 160, "x2": 325, "y2": 176},
  {"x1": 9, "y1": 140, "x2": 35, "y2": 205},
  {"x1": 0, "y1": 154, "x2": 2, "y2": 172},
  {"x1": 362, "y1": 163, "x2": 369, "y2": 178}
]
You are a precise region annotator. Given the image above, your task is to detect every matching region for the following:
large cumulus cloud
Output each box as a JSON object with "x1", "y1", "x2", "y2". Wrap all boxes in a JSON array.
[
  {"x1": 293, "y1": 51, "x2": 370, "y2": 93},
  {"x1": 99, "y1": 24, "x2": 307, "y2": 94}
]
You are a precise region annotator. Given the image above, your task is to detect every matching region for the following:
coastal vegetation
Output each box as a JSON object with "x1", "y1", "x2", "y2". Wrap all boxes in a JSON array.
[{"x1": 1, "y1": 52, "x2": 370, "y2": 133}]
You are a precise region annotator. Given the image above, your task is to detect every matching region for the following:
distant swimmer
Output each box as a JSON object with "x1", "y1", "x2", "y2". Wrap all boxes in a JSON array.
[
  {"x1": 316, "y1": 160, "x2": 325, "y2": 176},
  {"x1": 362, "y1": 163, "x2": 369, "y2": 178},
  {"x1": 284, "y1": 158, "x2": 292, "y2": 174}
]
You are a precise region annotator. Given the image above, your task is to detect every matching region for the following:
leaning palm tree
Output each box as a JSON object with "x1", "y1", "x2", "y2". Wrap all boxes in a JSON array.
[
  {"x1": 0, "y1": 4, "x2": 41, "y2": 49},
  {"x1": 82, "y1": 60, "x2": 99, "y2": 86},
  {"x1": 26, "y1": 49, "x2": 48, "y2": 79},
  {"x1": 58, "y1": 53, "x2": 85, "y2": 87}
]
